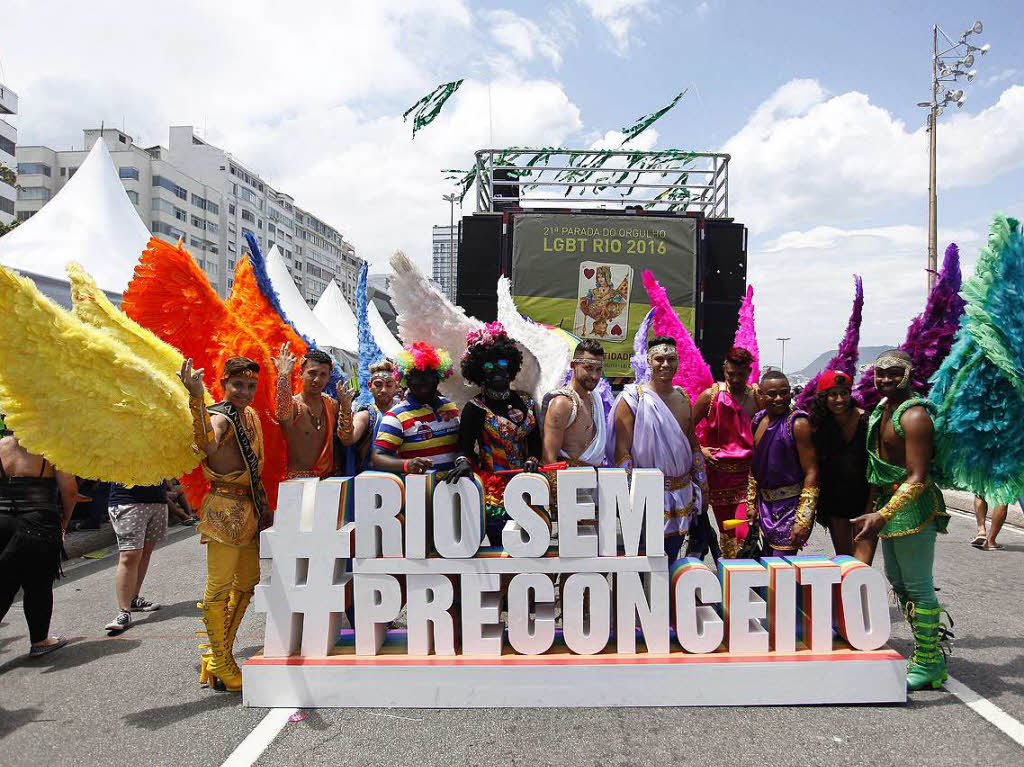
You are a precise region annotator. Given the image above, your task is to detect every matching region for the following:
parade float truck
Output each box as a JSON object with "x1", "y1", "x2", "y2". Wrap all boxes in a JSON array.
[{"x1": 453, "y1": 148, "x2": 746, "y2": 380}]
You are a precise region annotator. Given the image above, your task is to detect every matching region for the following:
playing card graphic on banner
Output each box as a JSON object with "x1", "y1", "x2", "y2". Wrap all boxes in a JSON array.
[{"x1": 574, "y1": 261, "x2": 633, "y2": 341}]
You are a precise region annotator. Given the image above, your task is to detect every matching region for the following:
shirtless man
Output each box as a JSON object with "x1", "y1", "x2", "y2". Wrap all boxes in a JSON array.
[
  {"x1": 852, "y1": 350, "x2": 950, "y2": 691},
  {"x1": 693, "y1": 347, "x2": 759, "y2": 557},
  {"x1": 610, "y1": 336, "x2": 708, "y2": 563},
  {"x1": 542, "y1": 340, "x2": 606, "y2": 468},
  {"x1": 179, "y1": 356, "x2": 268, "y2": 692},
  {"x1": 747, "y1": 371, "x2": 818, "y2": 557},
  {"x1": 273, "y1": 345, "x2": 337, "y2": 479},
  {"x1": 0, "y1": 417, "x2": 79, "y2": 656}
]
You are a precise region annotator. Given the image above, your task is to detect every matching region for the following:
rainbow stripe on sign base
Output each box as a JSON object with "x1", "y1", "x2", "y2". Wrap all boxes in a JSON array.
[{"x1": 242, "y1": 634, "x2": 906, "y2": 708}]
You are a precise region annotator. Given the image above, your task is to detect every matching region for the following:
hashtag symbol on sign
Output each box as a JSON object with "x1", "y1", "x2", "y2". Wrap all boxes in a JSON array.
[{"x1": 254, "y1": 478, "x2": 355, "y2": 658}]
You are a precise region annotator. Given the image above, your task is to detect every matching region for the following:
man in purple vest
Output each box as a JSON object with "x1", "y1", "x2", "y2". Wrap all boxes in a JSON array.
[{"x1": 747, "y1": 370, "x2": 819, "y2": 556}]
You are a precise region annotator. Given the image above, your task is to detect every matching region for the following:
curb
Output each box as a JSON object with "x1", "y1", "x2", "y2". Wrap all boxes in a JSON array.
[{"x1": 941, "y1": 489, "x2": 1024, "y2": 531}]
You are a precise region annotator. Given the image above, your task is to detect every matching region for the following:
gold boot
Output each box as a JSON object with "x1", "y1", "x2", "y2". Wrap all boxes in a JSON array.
[
  {"x1": 202, "y1": 598, "x2": 243, "y2": 692},
  {"x1": 197, "y1": 601, "x2": 213, "y2": 686},
  {"x1": 224, "y1": 589, "x2": 253, "y2": 664}
]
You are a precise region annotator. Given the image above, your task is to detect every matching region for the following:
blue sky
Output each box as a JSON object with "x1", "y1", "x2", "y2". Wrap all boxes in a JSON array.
[{"x1": 2, "y1": 0, "x2": 1022, "y2": 368}]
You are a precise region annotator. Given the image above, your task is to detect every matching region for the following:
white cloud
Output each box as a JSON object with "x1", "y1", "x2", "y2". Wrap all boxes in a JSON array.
[
  {"x1": 983, "y1": 68, "x2": 1019, "y2": 87},
  {"x1": 749, "y1": 224, "x2": 984, "y2": 371},
  {"x1": 589, "y1": 128, "x2": 659, "y2": 150},
  {"x1": 4, "y1": 1, "x2": 587, "y2": 274},
  {"x1": 483, "y1": 10, "x2": 562, "y2": 68},
  {"x1": 576, "y1": 0, "x2": 654, "y2": 55},
  {"x1": 724, "y1": 80, "x2": 1024, "y2": 234}
]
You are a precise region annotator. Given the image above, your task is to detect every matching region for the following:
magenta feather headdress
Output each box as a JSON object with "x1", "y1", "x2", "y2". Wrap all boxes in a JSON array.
[
  {"x1": 853, "y1": 243, "x2": 965, "y2": 410},
  {"x1": 641, "y1": 270, "x2": 712, "y2": 401},
  {"x1": 795, "y1": 275, "x2": 864, "y2": 409},
  {"x1": 733, "y1": 284, "x2": 760, "y2": 385}
]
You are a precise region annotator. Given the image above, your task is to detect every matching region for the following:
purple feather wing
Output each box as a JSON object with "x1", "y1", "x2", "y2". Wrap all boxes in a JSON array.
[{"x1": 795, "y1": 275, "x2": 863, "y2": 409}]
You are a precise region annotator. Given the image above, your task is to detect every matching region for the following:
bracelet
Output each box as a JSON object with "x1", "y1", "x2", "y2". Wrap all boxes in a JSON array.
[
  {"x1": 794, "y1": 486, "x2": 819, "y2": 530},
  {"x1": 746, "y1": 475, "x2": 758, "y2": 521},
  {"x1": 337, "y1": 405, "x2": 354, "y2": 440},
  {"x1": 403, "y1": 459, "x2": 411, "y2": 473},
  {"x1": 274, "y1": 371, "x2": 293, "y2": 423}
]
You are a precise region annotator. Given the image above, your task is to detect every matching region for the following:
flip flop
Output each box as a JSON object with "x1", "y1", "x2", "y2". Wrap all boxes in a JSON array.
[
  {"x1": 28, "y1": 636, "x2": 68, "y2": 657},
  {"x1": 984, "y1": 542, "x2": 1005, "y2": 550},
  {"x1": 971, "y1": 535, "x2": 986, "y2": 548}
]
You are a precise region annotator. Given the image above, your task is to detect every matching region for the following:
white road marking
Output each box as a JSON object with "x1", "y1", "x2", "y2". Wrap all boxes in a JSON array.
[
  {"x1": 222, "y1": 707, "x2": 299, "y2": 767},
  {"x1": 946, "y1": 676, "x2": 1024, "y2": 748}
]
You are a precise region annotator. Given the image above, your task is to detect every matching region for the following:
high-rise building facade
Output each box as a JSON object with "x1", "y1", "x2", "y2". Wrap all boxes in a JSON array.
[
  {"x1": 431, "y1": 224, "x2": 458, "y2": 301},
  {"x1": 0, "y1": 83, "x2": 18, "y2": 227},
  {"x1": 15, "y1": 126, "x2": 361, "y2": 305}
]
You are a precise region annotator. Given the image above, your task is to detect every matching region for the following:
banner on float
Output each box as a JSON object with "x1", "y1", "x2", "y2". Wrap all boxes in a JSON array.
[
  {"x1": 244, "y1": 470, "x2": 906, "y2": 708},
  {"x1": 510, "y1": 213, "x2": 698, "y2": 378}
]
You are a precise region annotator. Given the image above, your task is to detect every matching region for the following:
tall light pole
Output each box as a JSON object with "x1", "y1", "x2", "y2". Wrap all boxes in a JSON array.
[
  {"x1": 442, "y1": 193, "x2": 459, "y2": 302},
  {"x1": 777, "y1": 337, "x2": 791, "y2": 373},
  {"x1": 918, "y1": 19, "x2": 989, "y2": 290}
]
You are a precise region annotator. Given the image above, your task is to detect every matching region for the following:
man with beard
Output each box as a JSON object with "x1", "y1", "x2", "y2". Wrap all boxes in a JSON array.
[
  {"x1": 338, "y1": 360, "x2": 399, "y2": 474},
  {"x1": 372, "y1": 343, "x2": 459, "y2": 476},
  {"x1": 610, "y1": 336, "x2": 708, "y2": 563},
  {"x1": 541, "y1": 340, "x2": 607, "y2": 469},
  {"x1": 853, "y1": 350, "x2": 950, "y2": 691},
  {"x1": 747, "y1": 371, "x2": 819, "y2": 557},
  {"x1": 693, "y1": 347, "x2": 760, "y2": 557},
  {"x1": 272, "y1": 346, "x2": 338, "y2": 479},
  {"x1": 179, "y1": 356, "x2": 269, "y2": 693}
]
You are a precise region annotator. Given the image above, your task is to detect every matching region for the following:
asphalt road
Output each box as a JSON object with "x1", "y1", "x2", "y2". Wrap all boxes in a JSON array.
[{"x1": 2, "y1": 511, "x2": 1023, "y2": 767}]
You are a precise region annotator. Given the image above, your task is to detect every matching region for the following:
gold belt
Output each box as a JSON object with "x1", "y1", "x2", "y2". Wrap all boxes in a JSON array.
[
  {"x1": 209, "y1": 483, "x2": 250, "y2": 497},
  {"x1": 758, "y1": 482, "x2": 802, "y2": 502},
  {"x1": 665, "y1": 472, "x2": 692, "y2": 491},
  {"x1": 714, "y1": 457, "x2": 752, "y2": 474}
]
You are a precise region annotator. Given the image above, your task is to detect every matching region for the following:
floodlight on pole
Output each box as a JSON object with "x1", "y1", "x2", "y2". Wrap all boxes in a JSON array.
[
  {"x1": 919, "y1": 18, "x2": 990, "y2": 291},
  {"x1": 776, "y1": 337, "x2": 791, "y2": 373}
]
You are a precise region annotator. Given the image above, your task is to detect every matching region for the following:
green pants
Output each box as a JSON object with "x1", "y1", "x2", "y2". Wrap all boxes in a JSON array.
[{"x1": 881, "y1": 520, "x2": 937, "y2": 606}]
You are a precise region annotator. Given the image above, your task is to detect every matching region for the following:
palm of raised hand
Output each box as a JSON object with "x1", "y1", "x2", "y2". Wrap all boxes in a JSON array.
[
  {"x1": 178, "y1": 359, "x2": 205, "y2": 397},
  {"x1": 273, "y1": 343, "x2": 297, "y2": 375}
]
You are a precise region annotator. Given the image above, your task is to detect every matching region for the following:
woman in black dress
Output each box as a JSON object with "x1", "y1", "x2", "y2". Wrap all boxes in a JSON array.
[{"x1": 809, "y1": 370, "x2": 874, "y2": 563}]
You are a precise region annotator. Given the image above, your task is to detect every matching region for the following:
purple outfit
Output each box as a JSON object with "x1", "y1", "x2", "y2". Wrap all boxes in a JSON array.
[{"x1": 751, "y1": 409, "x2": 808, "y2": 554}]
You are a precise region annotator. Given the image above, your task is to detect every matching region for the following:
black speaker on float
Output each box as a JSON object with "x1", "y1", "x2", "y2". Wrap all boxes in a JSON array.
[
  {"x1": 492, "y1": 167, "x2": 521, "y2": 212},
  {"x1": 703, "y1": 220, "x2": 747, "y2": 302},
  {"x1": 456, "y1": 214, "x2": 504, "y2": 317},
  {"x1": 700, "y1": 299, "x2": 743, "y2": 381}
]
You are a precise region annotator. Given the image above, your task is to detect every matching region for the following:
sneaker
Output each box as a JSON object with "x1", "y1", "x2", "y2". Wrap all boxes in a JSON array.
[
  {"x1": 105, "y1": 610, "x2": 133, "y2": 633},
  {"x1": 130, "y1": 596, "x2": 160, "y2": 612}
]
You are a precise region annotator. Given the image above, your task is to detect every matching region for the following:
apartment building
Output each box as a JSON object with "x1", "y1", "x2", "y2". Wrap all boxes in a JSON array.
[
  {"x1": 0, "y1": 83, "x2": 18, "y2": 227},
  {"x1": 431, "y1": 224, "x2": 458, "y2": 302}
]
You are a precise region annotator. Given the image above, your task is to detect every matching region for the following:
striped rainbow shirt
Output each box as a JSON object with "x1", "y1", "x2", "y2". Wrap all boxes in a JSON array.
[{"x1": 373, "y1": 394, "x2": 461, "y2": 472}]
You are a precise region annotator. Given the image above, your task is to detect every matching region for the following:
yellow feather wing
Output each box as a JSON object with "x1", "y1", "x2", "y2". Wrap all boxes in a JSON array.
[{"x1": 0, "y1": 264, "x2": 199, "y2": 484}]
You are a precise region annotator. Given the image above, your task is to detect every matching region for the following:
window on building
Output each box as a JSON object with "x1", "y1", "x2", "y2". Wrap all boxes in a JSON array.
[
  {"x1": 241, "y1": 208, "x2": 255, "y2": 224},
  {"x1": 0, "y1": 136, "x2": 14, "y2": 155},
  {"x1": 152, "y1": 221, "x2": 185, "y2": 240},
  {"x1": 206, "y1": 222, "x2": 218, "y2": 235},
  {"x1": 118, "y1": 166, "x2": 140, "y2": 181},
  {"x1": 126, "y1": 189, "x2": 139, "y2": 204},
  {"x1": 118, "y1": 134, "x2": 128, "y2": 144},
  {"x1": 206, "y1": 201, "x2": 219, "y2": 215},
  {"x1": 229, "y1": 203, "x2": 236, "y2": 215},
  {"x1": 268, "y1": 223, "x2": 275, "y2": 234},
  {"x1": 16, "y1": 209, "x2": 33, "y2": 221},
  {"x1": 60, "y1": 167, "x2": 66, "y2": 177},
  {"x1": 257, "y1": 219, "x2": 262, "y2": 229},
  {"x1": 152, "y1": 175, "x2": 187, "y2": 200},
  {"x1": 190, "y1": 236, "x2": 204, "y2": 250},
  {"x1": 17, "y1": 163, "x2": 52, "y2": 177},
  {"x1": 17, "y1": 187, "x2": 50, "y2": 201},
  {"x1": 67, "y1": 167, "x2": 78, "y2": 178},
  {"x1": 0, "y1": 197, "x2": 13, "y2": 215},
  {"x1": 228, "y1": 260, "x2": 235, "y2": 270}
]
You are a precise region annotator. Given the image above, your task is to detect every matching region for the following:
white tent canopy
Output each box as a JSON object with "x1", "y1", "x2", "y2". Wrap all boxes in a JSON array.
[
  {"x1": 312, "y1": 280, "x2": 359, "y2": 354},
  {"x1": 368, "y1": 299, "x2": 403, "y2": 359},
  {"x1": 264, "y1": 245, "x2": 355, "y2": 354},
  {"x1": 0, "y1": 138, "x2": 149, "y2": 295}
]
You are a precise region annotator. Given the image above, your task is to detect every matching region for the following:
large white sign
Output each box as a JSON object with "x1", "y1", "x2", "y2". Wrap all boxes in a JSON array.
[{"x1": 254, "y1": 469, "x2": 891, "y2": 660}]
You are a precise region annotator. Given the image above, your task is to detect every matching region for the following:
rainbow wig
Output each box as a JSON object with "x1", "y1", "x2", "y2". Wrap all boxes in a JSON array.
[{"x1": 395, "y1": 341, "x2": 454, "y2": 386}]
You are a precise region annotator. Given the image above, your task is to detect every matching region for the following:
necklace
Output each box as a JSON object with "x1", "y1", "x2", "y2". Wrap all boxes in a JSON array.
[{"x1": 484, "y1": 387, "x2": 511, "y2": 401}]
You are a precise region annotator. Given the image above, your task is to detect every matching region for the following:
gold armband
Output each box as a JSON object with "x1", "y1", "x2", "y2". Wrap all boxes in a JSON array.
[
  {"x1": 274, "y1": 371, "x2": 293, "y2": 423},
  {"x1": 337, "y1": 403, "x2": 354, "y2": 441},
  {"x1": 794, "y1": 486, "x2": 819, "y2": 530},
  {"x1": 692, "y1": 451, "x2": 709, "y2": 498},
  {"x1": 878, "y1": 481, "x2": 925, "y2": 521},
  {"x1": 746, "y1": 474, "x2": 758, "y2": 522},
  {"x1": 189, "y1": 394, "x2": 215, "y2": 454}
]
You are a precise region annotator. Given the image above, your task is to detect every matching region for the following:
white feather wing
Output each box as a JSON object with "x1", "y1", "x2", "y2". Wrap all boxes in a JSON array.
[
  {"x1": 497, "y1": 277, "x2": 575, "y2": 409},
  {"x1": 388, "y1": 250, "x2": 482, "y2": 407}
]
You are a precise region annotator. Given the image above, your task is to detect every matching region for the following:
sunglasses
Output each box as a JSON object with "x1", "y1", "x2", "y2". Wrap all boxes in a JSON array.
[{"x1": 482, "y1": 359, "x2": 511, "y2": 373}]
